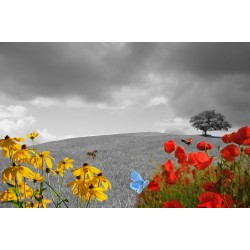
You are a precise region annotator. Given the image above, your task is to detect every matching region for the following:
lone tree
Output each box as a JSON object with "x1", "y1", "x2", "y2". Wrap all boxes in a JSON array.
[{"x1": 190, "y1": 110, "x2": 231, "y2": 136}]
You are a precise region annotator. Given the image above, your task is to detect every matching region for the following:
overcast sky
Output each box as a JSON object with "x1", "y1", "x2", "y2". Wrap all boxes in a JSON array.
[{"x1": 0, "y1": 42, "x2": 249, "y2": 143}]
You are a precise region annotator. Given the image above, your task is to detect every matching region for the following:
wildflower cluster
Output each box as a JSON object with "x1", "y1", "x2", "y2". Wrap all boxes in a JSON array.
[
  {"x1": 137, "y1": 126, "x2": 250, "y2": 208},
  {"x1": 67, "y1": 163, "x2": 112, "y2": 207},
  {"x1": 0, "y1": 132, "x2": 111, "y2": 208}
]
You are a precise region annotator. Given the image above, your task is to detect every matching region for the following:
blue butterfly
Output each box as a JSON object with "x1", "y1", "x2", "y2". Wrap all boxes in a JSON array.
[{"x1": 130, "y1": 170, "x2": 149, "y2": 194}]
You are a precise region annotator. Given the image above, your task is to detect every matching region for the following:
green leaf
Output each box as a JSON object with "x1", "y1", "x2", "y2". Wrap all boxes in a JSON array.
[
  {"x1": 7, "y1": 184, "x2": 20, "y2": 199},
  {"x1": 6, "y1": 182, "x2": 16, "y2": 188},
  {"x1": 3, "y1": 200, "x2": 21, "y2": 208},
  {"x1": 39, "y1": 187, "x2": 47, "y2": 195}
]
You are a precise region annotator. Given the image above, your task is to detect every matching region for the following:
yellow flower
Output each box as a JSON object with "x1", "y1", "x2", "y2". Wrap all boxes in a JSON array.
[
  {"x1": 0, "y1": 189, "x2": 17, "y2": 202},
  {"x1": 30, "y1": 172, "x2": 44, "y2": 183},
  {"x1": 84, "y1": 184, "x2": 107, "y2": 203},
  {"x1": 72, "y1": 163, "x2": 100, "y2": 179},
  {"x1": 67, "y1": 178, "x2": 107, "y2": 203},
  {"x1": 92, "y1": 173, "x2": 112, "y2": 191},
  {"x1": 17, "y1": 182, "x2": 33, "y2": 199},
  {"x1": 57, "y1": 157, "x2": 74, "y2": 170},
  {"x1": 25, "y1": 202, "x2": 35, "y2": 208},
  {"x1": 51, "y1": 167, "x2": 64, "y2": 177},
  {"x1": 2, "y1": 164, "x2": 35, "y2": 184},
  {"x1": 26, "y1": 131, "x2": 39, "y2": 141},
  {"x1": 0, "y1": 135, "x2": 23, "y2": 158},
  {"x1": 30, "y1": 151, "x2": 54, "y2": 170},
  {"x1": 12, "y1": 144, "x2": 33, "y2": 163},
  {"x1": 33, "y1": 196, "x2": 52, "y2": 208},
  {"x1": 67, "y1": 178, "x2": 85, "y2": 196}
]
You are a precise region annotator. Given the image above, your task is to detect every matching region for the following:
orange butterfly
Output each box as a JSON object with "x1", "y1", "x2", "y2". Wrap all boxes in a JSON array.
[{"x1": 181, "y1": 138, "x2": 193, "y2": 145}]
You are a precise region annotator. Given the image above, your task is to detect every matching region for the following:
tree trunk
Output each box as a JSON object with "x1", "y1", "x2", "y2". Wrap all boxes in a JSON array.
[{"x1": 204, "y1": 130, "x2": 207, "y2": 136}]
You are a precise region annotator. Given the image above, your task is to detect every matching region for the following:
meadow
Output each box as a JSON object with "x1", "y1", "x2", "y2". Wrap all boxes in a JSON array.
[{"x1": 0, "y1": 132, "x2": 224, "y2": 208}]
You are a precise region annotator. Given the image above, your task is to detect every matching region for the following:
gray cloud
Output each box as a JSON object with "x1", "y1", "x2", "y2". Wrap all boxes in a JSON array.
[
  {"x1": 0, "y1": 42, "x2": 250, "y2": 127},
  {"x1": 164, "y1": 43, "x2": 250, "y2": 76}
]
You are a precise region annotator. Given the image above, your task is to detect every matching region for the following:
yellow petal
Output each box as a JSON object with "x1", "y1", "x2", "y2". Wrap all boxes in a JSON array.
[{"x1": 45, "y1": 158, "x2": 53, "y2": 169}]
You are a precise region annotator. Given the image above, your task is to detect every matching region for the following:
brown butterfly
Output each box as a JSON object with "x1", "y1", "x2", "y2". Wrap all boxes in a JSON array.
[
  {"x1": 86, "y1": 150, "x2": 97, "y2": 160},
  {"x1": 181, "y1": 138, "x2": 193, "y2": 145}
]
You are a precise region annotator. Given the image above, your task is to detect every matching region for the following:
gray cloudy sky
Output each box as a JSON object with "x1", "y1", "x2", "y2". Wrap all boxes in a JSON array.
[{"x1": 0, "y1": 42, "x2": 249, "y2": 142}]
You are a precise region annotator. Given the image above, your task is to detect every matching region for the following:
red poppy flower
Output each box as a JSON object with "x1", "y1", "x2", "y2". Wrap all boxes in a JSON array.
[
  {"x1": 222, "y1": 134, "x2": 232, "y2": 144},
  {"x1": 164, "y1": 140, "x2": 176, "y2": 154},
  {"x1": 245, "y1": 147, "x2": 250, "y2": 155},
  {"x1": 153, "y1": 175, "x2": 162, "y2": 183},
  {"x1": 220, "y1": 144, "x2": 240, "y2": 161},
  {"x1": 222, "y1": 169, "x2": 233, "y2": 180},
  {"x1": 174, "y1": 146, "x2": 188, "y2": 165},
  {"x1": 237, "y1": 126, "x2": 250, "y2": 145},
  {"x1": 148, "y1": 180, "x2": 160, "y2": 192},
  {"x1": 230, "y1": 132, "x2": 245, "y2": 145},
  {"x1": 202, "y1": 181, "x2": 216, "y2": 192},
  {"x1": 238, "y1": 126, "x2": 250, "y2": 139},
  {"x1": 162, "y1": 200, "x2": 184, "y2": 208},
  {"x1": 147, "y1": 175, "x2": 162, "y2": 192},
  {"x1": 162, "y1": 159, "x2": 177, "y2": 184},
  {"x1": 196, "y1": 192, "x2": 233, "y2": 208},
  {"x1": 175, "y1": 165, "x2": 186, "y2": 178},
  {"x1": 188, "y1": 152, "x2": 213, "y2": 170},
  {"x1": 197, "y1": 141, "x2": 213, "y2": 151}
]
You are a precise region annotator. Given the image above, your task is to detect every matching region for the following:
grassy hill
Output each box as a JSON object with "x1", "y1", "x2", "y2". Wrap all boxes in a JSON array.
[{"x1": 0, "y1": 132, "x2": 224, "y2": 208}]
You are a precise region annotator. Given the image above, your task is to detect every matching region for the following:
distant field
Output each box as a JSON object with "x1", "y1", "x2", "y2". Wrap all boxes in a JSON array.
[{"x1": 0, "y1": 132, "x2": 224, "y2": 208}]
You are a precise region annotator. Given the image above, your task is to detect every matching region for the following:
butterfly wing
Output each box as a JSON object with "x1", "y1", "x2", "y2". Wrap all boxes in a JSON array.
[
  {"x1": 137, "y1": 182, "x2": 144, "y2": 194},
  {"x1": 143, "y1": 180, "x2": 149, "y2": 189},
  {"x1": 130, "y1": 170, "x2": 149, "y2": 194},
  {"x1": 130, "y1": 181, "x2": 143, "y2": 193},
  {"x1": 131, "y1": 170, "x2": 144, "y2": 182}
]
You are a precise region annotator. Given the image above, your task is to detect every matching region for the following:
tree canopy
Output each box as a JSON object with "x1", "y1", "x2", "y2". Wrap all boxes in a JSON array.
[{"x1": 190, "y1": 110, "x2": 231, "y2": 136}]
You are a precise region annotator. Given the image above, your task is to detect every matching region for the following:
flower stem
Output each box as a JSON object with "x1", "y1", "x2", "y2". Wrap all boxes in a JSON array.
[
  {"x1": 47, "y1": 174, "x2": 57, "y2": 207},
  {"x1": 44, "y1": 180, "x2": 68, "y2": 208},
  {"x1": 86, "y1": 195, "x2": 92, "y2": 208}
]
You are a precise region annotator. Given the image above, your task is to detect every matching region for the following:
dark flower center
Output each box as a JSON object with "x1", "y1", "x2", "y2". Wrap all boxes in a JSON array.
[
  {"x1": 89, "y1": 184, "x2": 94, "y2": 189},
  {"x1": 5, "y1": 135, "x2": 10, "y2": 139},
  {"x1": 83, "y1": 163, "x2": 89, "y2": 167},
  {"x1": 76, "y1": 175, "x2": 81, "y2": 180},
  {"x1": 97, "y1": 173, "x2": 103, "y2": 176},
  {"x1": 21, "y1": 144, "x2": 28, "y2": 150},
  {"x1": 45, "y1": 168, "x2": 50, "y2": 173}
]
